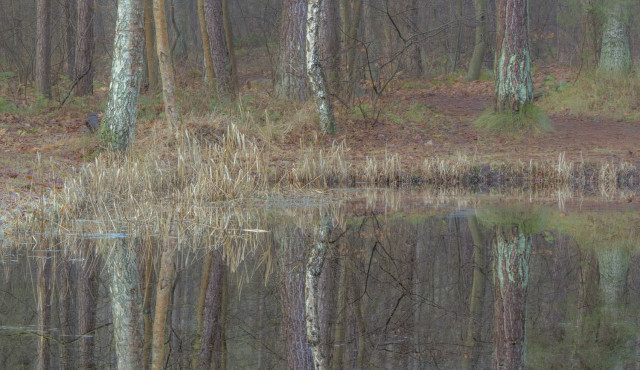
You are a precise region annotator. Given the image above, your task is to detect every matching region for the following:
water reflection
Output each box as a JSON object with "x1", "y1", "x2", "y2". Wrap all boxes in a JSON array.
[{"x1": 1, "y1": 191, "x2": 640, "y2": 369}]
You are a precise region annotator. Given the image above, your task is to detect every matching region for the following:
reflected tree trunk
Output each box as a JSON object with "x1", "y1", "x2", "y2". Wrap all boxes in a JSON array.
[
  {"x1": 332, "y1": 254, "x2": 348, "y2": 370},
  {"x1": 350, "y1": 261, "x2": 367, "y2": 370},
  {"x1": 78, "y1": 244, "x2": 99, "y2": 369},
  {"x1": 462, "y1": 214, "x2": 486, "y2": 370},
  {"x1": 151, "y1": 247, "x2": 176, "y2": 370},
  {"x1": 104, "y1": 238, "x2": 144, "y2": 369},
  {"x1": 492, "y1": 225, "x2": 531, "y2": 370},
  {"x1": 192, "y1": 249, "x2": 214, "y2": 367},
  {"x1": 37, "y1": 249, "x2": 52, "y2": 370},
  {"x1": 57, "y1": 255, "x2": 75, "y2": 370},
  {"x1": 570, "y1": 248, "x2": 599, "y2": 368},
  {"x1": 141, "y1": 246, "x2": 154, "y2": 368},
  {"x1": 197, "y1": 248, "x2": 226, "y2": 370}
]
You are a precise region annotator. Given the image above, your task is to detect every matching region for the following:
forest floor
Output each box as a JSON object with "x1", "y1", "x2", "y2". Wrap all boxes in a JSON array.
[{"x1": 1, "y1": 63, "x2": 640, "y2": 225}]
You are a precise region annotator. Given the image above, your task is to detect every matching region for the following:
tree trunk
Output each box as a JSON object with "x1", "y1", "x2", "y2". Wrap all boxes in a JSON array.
[
  {"x1": 98, "y1": 0, "x2": 144, "y2": 150},
  {"x1": 36, "y1": 0, "x2": 52, "y2": 98},
  {"x1": 494, "y1": 0, "x2": 532, "y2": 113},
  {"x1": 492, "y1": 226, "x2": 531, "y2": 370},
  {"x1": 78, "y1": 245, "x2": 99, "y2": 369},
  {"x1": 466, "y1": 0, "x2": 487, "y2": 81},
  {"x1": 75, "y1": 0, "x2": 94, "y2": 96},
  {"x1": 276, "y1": 0, "x2": 309, "y2": 102},
  {"x1": 452, "y1": 0, "x2": 464, "y2": 71},
  {"x1": 338, "y1": 0, "x2": 363, "y2": 102},
  {"x1": 598, "y1": 0, "x2": 631, "y2": 73},
  {"x1": 331, "y1": 256, "x2": 347, "y2": 370},
  {"x1": 406, "y1": 0, "x2": 423, "y2": 77},
  {"x1": 37, "y1": 250, "x2": 52, "y2": 370},
  {"x1": 105, "y1": 238, "x2": 144, "y2": 369},
  {"x1": 57, "y1": 256, "x2": 75, "y2": 370},
  {"x1": 141, "y1": 246, "x2": 154, "y2": 368},
  {"x1": 197, "y1": 248, "x2": 226, "y2": 370},
  {"x1": 319, "y1": 0, "x2": 339, "y2": 92},
  {"x1": 64, "y1": 0, "x2": 76, "y2": 78},
  {"x1": 204, "y1": 0, "x2": 236, "y2": 99},
  {"x1": 151, "y1": 247, "x2": 176, "y2": 370},
  {"x1": 144, "y1": 0, "x2": 159, "y2": 90},
  {"x1": 307, "y1": 0, "x2": 337, "y2": 134},
  {"x1": 222, "y1": 0, "x2": 238, "y2": 89},
  {"x1": 153, "y1": 0, "x2": 180, "y2": 129},
  {"x1": 192, "y1": 249, "x2": 214, "y2": 367},
  {"x1": 197, "y1": 0, "x2": 215, "y2": 84},
  {"x1": 462, "y1": 214, "x2": 486, "y2": 370}
]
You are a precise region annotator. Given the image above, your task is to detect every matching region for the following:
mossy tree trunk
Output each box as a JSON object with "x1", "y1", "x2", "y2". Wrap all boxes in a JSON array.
[
  {"x1": 36, "y1": 0, "x2": 52, "y2": 98},
  {"x1": 466, "y1": 0, "x2": 487, "y2": 81},
  {"x1": 598, "y1": 0, "x2": 631, "y2": 73},
  {"x1": 492, "y1": 225, "x2": 531, "y2": 369},
  {"x1": 75, "y1": 0, "x2": 94, "y2": 96},
  {"x1": 204, "y1": 0, "x2": 236, "y2": 99},
  {"x1": 276, "y1": 0, "x2": 309, "y2": 102},
  {"x1": 306, "y1": 0, "x2": 337, "y2": 134},
  {"x1": 153, "y1": 0, "x2": 180, "y2": 129},
  {"x1": 494, "y1": 0, "x2": 532, "y2": 113},
  {"x1": 98, "y1": 0, "x2": 144, "y2": 150}
]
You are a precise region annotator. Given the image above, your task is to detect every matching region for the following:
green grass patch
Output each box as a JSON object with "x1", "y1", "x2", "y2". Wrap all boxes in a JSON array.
[
  {"x1": 539, "y1": 70, "x2": 640, "y2": 121},
  {"x1": 475, "y1": 104, "x2": 551, "y2": 137}
]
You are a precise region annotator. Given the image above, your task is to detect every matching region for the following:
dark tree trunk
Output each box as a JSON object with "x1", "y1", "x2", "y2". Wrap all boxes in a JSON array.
[
  {"x1": 64, "y1": 0, "x2": 76, "y2": 78},
  {"x1": 276, "y1": 0, "x2": 309, "y2": 102},
  {"x1": 204, "y1": 0, "x2": 236, "y2": 99},
  {"x1": 197, "y1": 248, "x2": 226, "y2": 370},
  {"x1": 36, "y1": 0, "x2": 52, "y2": 98},
  {"x1": 494, "y1": 0, "x2": 532, "y2": 113},
  {"x1": 78, "y1": 246, "x2": 99, "y2": 369},
  {"x1": 37, "y1": 250, "x2": 52, "y2": 370},
  {"x1": 466, "y1": 0, "x2": 487, "y2": 81},
  {"x1": 57, "y1": 256, "x2": 75, "y2": 370},
  {"x1": 75, "y1": 0, "x2": 94, "y2": 96}
]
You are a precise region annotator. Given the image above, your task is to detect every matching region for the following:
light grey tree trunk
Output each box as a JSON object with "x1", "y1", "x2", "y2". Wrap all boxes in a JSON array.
[
  {"x1": 36, "y1": 0, "x2": 52, "y2": 98},
  {"x1": 306, "y1": 0, "x2": 336, "y2": 134},
  {"x1": 105, "y1": 238, "x2": 144, "y2": 369},
  {"x1": 98, "y1": 0, "x2": 144, "y2": 150},
  {"x1": 466, "y1": 0, "x2": 487, "y2": 81},
  {"x1": 598, "y1": 0, "x2": 631, "y2": 73}
]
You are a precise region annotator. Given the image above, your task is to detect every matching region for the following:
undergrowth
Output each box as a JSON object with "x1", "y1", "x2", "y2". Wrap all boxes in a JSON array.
[{"x1": 475, "y1": 104, "x2": 552, "y2": 136}]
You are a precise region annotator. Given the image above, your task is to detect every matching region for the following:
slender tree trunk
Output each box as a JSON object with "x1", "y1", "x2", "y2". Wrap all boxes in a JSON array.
[
  {"x1": 350, "y1": 266, "x2": 367, "y2": 370},
  {"x1": 462, "y1": 215, "x2": 486, "y2": 370},
  {"x1": 57, "y1": 256, "x2": 75, "y2": 370},
  {"x1": 406, "y1": 0, "x2": 423, "y2": 77},
  {"x1": 78, "y1": 246, "x2": 99, "y2": 369},
  {"x1": 466, "y1": 0, "x2": 487, "y2": 81},
  {"x1": 338, "y1": 0, "x2": 363, "y2": 102},
  {"x1": 144, "y1": 0, "x2": 159, "y2": 90},
  {"x1": 494, "y1": 0, "x2": 532, "y2": 113},
  {"x1": 319, "y1": 0, "x2": 339, "y2": 92},
  {"x1": 570, "y1": 249, "x2": 599, "y2": 367},
  {"x1": 222, "y1": 0, "x2": 238, "y2": 89},
  {"x1": 37, "y1": 250, "x2": 52, "y2": 370},
  {"x1": 141, "y1": 246, "x2": 154, "y2": 368},
  {"x1": 153, "y1": 0, "x2": 180, "y2": 129},
  {"x1": 197, "y1": 0, "x2": 215, "y2": 84},
  {"x1": 204, "y1": 0, "x2": 236, "y2": 99},
  {"x1": 598, "y1": 0, "x2": 631, "y2": 73},
  {"x1": 331, "y1": 256, "x2": 347, "y2": 370},
  {"x1": 452, "y1": 0, "x2": 464, "y2": 71},
  {"x1": 36, "y1": 0, "x2": 52, "y2": 98},
  {"x1": 105, "y1": 238, "x2": 144, "y2": 369},
  {"x1": 98, "y1": 0, "x2": 144, "y2": 150},
  {"x1": 151, "y1": 247, "x2": 176, "y2": 370},
  {"x1": 64, "y1": 0, "x2": 76, "y2": 78},
  {"x1": 75, "y1": 0, "x2": 94, "y2": 96},
  {"x1": 192, "y1": 250, "x2": 214, "y2": 367},
  {"x1": 492, "y1": 226, "x2": 531, "y2": 370},
  {"x1": 197, "y1": 248, "x2": 226, "y2": 370},
  {"x1": 276, "y1": 0, "x2": 309, "y2": 102},
  {"x1": 307, "y1": 0, "x2": 337, "y2": 134}
]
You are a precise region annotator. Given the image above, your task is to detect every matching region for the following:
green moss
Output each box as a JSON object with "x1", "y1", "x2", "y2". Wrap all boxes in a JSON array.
[{"x1": 475, "y1": 103, "x2": 551, "y2": 136}]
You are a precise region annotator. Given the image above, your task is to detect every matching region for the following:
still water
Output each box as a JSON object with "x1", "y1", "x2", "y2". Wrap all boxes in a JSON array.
[{"x1": 1, "y1": 189, "x2": 639, "y2": 369}]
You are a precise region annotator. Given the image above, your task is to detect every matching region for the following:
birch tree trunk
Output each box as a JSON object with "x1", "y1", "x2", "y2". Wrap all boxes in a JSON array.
[
  {"x1": 494, "y1": 0, "x2": 532, "y2": 113},
  {"x1": 105, "y1": 238, "x2": 144, "y2": 369},
  {"x1": 466, "y1": 0, "x2": 487, "y2": 81},
  {"x1": 197, "y1": 0, "x2": 215, "y2": 84},
  {"x1": 204, "y1": 0, "x2": 236, "y2": 99},
  {"x1": 98, "y1": 0, "x2": 144, "y2": 150},
  {"x1": 598, "y1": 0, "x2": 631, "y2": 73},
  {"x1": 276, "y1": 0, "x2": 309, "y2": 102},
  {"x1": 75, "y1": 0, "x2": 94, "y2": 96},
  {"x1": 153, "y1": 0, "x2": 180, "y2": 129},
  {"x1": 36, "y1": 0, "x2": 52, "y2": 98},
  {"x1": 306, "y1": 0, "x2": 336, "y2": 134}
]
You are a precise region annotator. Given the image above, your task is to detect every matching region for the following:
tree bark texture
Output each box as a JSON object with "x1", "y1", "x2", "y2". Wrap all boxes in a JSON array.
[
  {"x1": 78, "y1": 245, "x2": 99, "y2": 369},
  {"x1": 36, "y1": 0, "x2": 52, "y2": 98},
  {"x1": 204, "y1": 0, "x2": 236, "y2": 99},
  {"x1": 75, "y1": 0, "x2": 94, "y2": 96},
  {"x1": 57, "y1": 256, "x2": 75, "y2": 370},
  {"x1": 598, "y1": 0, "x2": 631, "y2": 73},
  {"x1": 319, "y1": 0, "x2": 339, "y2": 92},
  {"x1": 307, "y1": 0, "x2": 337, "y2": 134},
  {"x1": 98, "y1": 0, "x2": 144, "y2": 150},
  {"x1": 276, "y1": 225, "x2": 314, "y2": 370},
  {"x1": 37, "y1": 250, "x2": 52, "y2": 370},
  {"x1": 276, "y1": 0, "x2": 309, "y2": 102},
  {"x1": 222, "y1": 0, "x2": 238, "y2": 89},
  {"x1": 466, "y1": 0, "x2": 487, "y2": 81},
  {"x1": 105, "y1": 238, "x2": 144, "y2": 369},
  {"x1": 151, "y1": 247, "x2": 176, "y2": 370},
  {"x1": 197, "y1": 0, "x2": 215, "y2": 84},
  {"x1": 406, "y1": 0, "x2": 423, "y2": 77},
  {"x1": 64, "y1": 0, "x2": 76, "y2": 77},
  {"x1": 197, "y1": 248, "x2": 226, "y2": 370},
  {"x1": 492, "y1": 226, "x2": 531, "y2": 370},
  {"x1": 305, "y1": 218, "x2": 333, "y2": 369},
  {"x1": 144, "y1": 0, "x2": 159, "y2": 90},
  {"x1": 494, "y1": 0, "x2": 532, "y2": 113},
  {"x1": 153, "y1": 0, "x2": 180, "y2": 129},
  {"x1": 338, "y1": 0, "x2": 363, "y2": 102}
]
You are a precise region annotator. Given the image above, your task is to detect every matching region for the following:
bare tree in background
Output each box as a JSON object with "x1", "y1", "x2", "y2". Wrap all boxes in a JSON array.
[
  {"x1": 153, "y1": 0, "x2": 180, "y2": 129},
  {"x1": 198, "y1": 0, "x2": 215, "y2": 84},
  {"x1": 36, "y1": 0, "x2": 52, "y2": 98},
  {"x1": 144, "y1": 0, "x2": 159, "y2": 90},
  {"x1": 204, "y1": 0, "x2": 237, "y2": 99},
  {"x1": 466, "y1": 0, "x2": 487, "y2": 81},
  {"x1": 75, "y1": 0, "x2": 94, "y2": 96}
]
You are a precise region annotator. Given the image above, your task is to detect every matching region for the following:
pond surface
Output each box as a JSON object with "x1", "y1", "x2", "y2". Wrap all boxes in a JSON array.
[{"x1": 1, "y1": 189, "x2": 639, "y2": 369}]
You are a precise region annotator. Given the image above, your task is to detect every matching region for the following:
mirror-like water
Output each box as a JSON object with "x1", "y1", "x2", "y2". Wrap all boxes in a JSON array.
[{"x1": 1, "y1": 190, "x2": 639, "y2": 369}]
